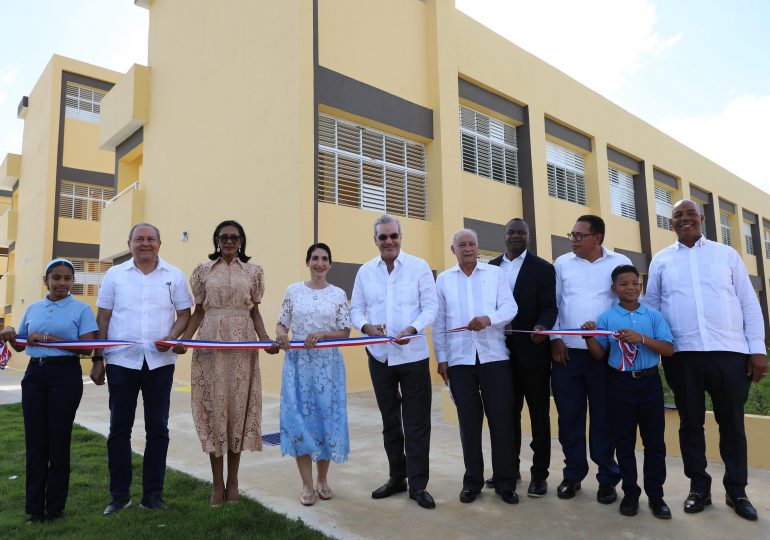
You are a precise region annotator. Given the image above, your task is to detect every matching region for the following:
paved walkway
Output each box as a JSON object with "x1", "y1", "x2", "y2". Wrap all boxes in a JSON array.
[{"x1": 1, "y1": 367, "x2": 769, "y2": 539}]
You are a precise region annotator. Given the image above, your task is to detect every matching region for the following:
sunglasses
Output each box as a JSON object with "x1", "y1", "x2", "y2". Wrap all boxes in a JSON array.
[
  {"x1": 218, "y1": 234, "x2": 241, "y2": 243},
  {"x1": 377, "y1": 233, "x2": 400, "y2": 241}
]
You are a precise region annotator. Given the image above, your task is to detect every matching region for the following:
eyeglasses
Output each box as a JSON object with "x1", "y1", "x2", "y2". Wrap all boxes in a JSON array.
[
  {"x1": 377, "y1": 233, "x2": 400, "y2": 241},
  {"x1": 218, "y1": 234, "x2": 241, "y2": 243},
  {"x1": 567, "y1": 232, "x2": 599, "y2": 242}
]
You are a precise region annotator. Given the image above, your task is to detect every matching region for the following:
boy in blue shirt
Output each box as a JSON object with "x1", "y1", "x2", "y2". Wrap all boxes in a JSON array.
[{"x1": 582, "y1": 264, "x2": 674, "y2": 519}]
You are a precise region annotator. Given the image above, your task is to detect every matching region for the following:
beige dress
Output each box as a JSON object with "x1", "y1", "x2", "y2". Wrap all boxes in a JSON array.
[{"x1": 190, "y1": 258, "x2": 264, "y2": 456}]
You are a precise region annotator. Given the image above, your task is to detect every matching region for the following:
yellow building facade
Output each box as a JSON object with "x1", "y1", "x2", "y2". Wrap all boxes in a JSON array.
[
  {"x1": 92, "y1": 0, "x2": 770, "y2": 395},
  {"x1": 0, "y1": 56, "x2": 120, "y2": 359},
  {"x1": 5, "y1": 1, "x2": 769, "y2": 391}
]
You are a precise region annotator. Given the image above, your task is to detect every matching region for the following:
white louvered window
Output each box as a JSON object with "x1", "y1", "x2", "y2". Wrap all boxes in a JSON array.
[
  {"x1": 744, "y1": 222, "x2": 755, "y2": 255},
  {"x1": 59, "y1": 181, "x2": 115, "y2": 222},
  {"x1": 546, "y1": 141, "x2": 586, "y2": 205},
  {"x1": 608, "y1": 167, "x2": 636, "y2": 219},
  {"x1": 70, "y1": 259, "x2": 111, "y2": 297},
  {"x1": 764, "y1": 229, "x2": 770, "y2": 259},
  {"x1": 65, "y1": 83, "x2": 106, "y2": 123},
  {"x1": 317, "y1": 115, "x2": 427, "y2": 220},
  {"x1": 459, "y1": 106, "x2": 519, "y2": 186},
  {"x1": 654, "y1": 186, "x2": 673, "y2": 230},
  {"x1": 720, "y1": 213, "x2": 732, "y2": 247},
  {"x1": 692, "y1": 200, "x2": 708, "y2": 239}
]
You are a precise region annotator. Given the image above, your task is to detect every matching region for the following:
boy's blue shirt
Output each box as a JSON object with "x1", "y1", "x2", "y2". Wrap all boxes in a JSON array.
[{"x1": 595, "y1": 302, "x2": 673, "y2": 371}]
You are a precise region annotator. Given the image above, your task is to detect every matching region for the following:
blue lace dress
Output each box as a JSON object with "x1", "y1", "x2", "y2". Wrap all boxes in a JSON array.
[{"x1": 279, "y1": 282, "x2": 351, "y2": 463}]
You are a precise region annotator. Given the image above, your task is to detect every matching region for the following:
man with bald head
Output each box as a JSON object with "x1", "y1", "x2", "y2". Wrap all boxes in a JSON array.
[
  {"x1": 434, "y1": 229, "x2": 519, "y2": 504},
  {"x1": 645, "y1": 200, "x2": 767, "y2": 521}
]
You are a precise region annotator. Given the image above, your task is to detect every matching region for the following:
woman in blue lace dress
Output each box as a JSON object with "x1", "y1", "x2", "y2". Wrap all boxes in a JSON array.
[{"x1": 275, "y1": 243, "x2": 351, "y2": 506}]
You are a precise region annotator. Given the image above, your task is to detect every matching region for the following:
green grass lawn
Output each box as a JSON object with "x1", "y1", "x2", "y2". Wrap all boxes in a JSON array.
[
  {"x1": 0, "y1": 403, "x2": 330, "y2": 540},
  {"x1": 659, "y1": 367, "x2": 770, "y2": 415}
]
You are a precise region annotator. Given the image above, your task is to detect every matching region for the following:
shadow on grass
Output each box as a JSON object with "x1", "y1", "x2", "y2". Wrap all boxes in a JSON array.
[{"x1": 0, "y1": 403, "x2": 330, "y2": 540}]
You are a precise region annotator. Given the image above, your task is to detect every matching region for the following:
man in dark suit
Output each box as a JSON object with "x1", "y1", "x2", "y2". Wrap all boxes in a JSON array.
[{"x1": 489, "y1": 218, "x2": 557, "y2": 497}]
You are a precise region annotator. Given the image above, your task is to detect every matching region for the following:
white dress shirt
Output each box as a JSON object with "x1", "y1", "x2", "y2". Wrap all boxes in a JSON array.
[
  {"x1": 498, "y1": 250, "x2": 527, "y2": 291},
  {"x1": 644, "y1": 237, "x2": 765, "y2": 354},
  {"x1": 554, "y1": 247, "x2": 632, "y2": 349},
  {"x1": 433, "y1": 262, "x2": 517, "y2": 366},
  {"x1": 96, "y1": 257, "x2": 193, "y2": 370},
  {"x1": 350, "y1": 250, "x2": 438, "y2": 365}
]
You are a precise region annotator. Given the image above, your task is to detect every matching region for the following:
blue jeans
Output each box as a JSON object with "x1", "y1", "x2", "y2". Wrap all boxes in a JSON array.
[
  {"x1": 551, "y1": 349, "x2": 620, "y2": 485},
  {"x1": 106, "y1": 360, "x2": 174, "y2": 500}
]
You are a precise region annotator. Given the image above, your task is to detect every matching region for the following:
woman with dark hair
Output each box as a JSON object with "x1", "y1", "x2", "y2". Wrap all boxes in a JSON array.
[
  {"x1": 276, "y1": 243, "x2": 351, "y2": 506},
  {"x1": 174, "y1": 220, "x2": 277, "y2": 506},
  {"x1": 0, "y1": 258, "x2": 98, "y2": 523}
]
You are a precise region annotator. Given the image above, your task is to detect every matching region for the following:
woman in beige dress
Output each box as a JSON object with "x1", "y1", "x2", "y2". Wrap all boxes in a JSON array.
[{"x1": 174, "y1": 220, "x2": 278, "y2": 506}]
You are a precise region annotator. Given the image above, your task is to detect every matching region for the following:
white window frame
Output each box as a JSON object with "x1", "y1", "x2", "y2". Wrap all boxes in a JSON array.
[
  {"x1": 459, "y1": 106, "x2": 519, "y2": 186},
  {"x1": 70, "y1": 259, "x2": 111, "y2": 297},
  {"x1": 608, "y1": 166, "x2": 636, "y2": 220},
  {"x1": 720, "y1": 212, "x2": 732, "y2": 247},
  {"x1": 64, "y1": 83, "x2": 106, "y2": 124},
  {"x1": 654, "y1": 185, "x2": 673, "y2": 231},
  {"x1": 317, "y1": 114, "x2": 427, "y2": 220},
  {"x1": 744, "y1": 222, "x2": 755, "y2": 255},
  {"x1": 764, "y1": 228, "x2": 770, "y2": 259},
  {"x1": 59, "y1": 181, "x2": 115, "y2": 222},
  {"x1": 546, "y1": 141, "x2": 587, "y2": 205}
]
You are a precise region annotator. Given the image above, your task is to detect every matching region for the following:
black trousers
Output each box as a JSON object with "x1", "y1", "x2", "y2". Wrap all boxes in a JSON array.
[
  {"x1": 551, "y1": 349, "x2": 620, "y2": 485},
  {"x1": 106, "y1": 360, "x2": 174, "y2": 500},
  {"x1": 367, "y1": 353, "x2": 431, "y2": 490},
  {"x1": 511, "y1": 357, "x2": 551, "y2": 482},
  {"x1": 449, "y1": 359, "x2": 517, "y2": 492},
  {"x1": 21, "y1": 361, "x2": 83, "y2": 516},
  {"x1": 607, "y1": 369, "x2": 666, "y2": 499},
  {"x1": 662, "y1": 351, "x2": 751, "y2": 497}
]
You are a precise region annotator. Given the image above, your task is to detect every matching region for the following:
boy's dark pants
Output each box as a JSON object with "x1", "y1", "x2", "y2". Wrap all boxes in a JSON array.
[{"x1": 607, "y1": 367, "x2": 666, "y2": 499}]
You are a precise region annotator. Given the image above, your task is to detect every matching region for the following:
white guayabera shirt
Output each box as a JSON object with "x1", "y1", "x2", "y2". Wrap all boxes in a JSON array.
[
  {"x1": 350, "y1": 251, "x2": 438, "y2": 366},
  {"x1": 96, "y1": 257, "x2": 193, "y2": 370}
]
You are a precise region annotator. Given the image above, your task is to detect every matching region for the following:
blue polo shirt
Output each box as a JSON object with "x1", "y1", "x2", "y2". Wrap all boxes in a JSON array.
[
  {"x1": 18, "y1": 295, "x2": 98, "y2": 358},
  {"x1": 595, "y1": 303, "x2": 673, "y2": 371}
]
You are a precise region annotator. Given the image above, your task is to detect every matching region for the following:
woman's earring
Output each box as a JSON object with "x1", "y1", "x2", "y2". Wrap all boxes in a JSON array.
[{"x1": 216, "y1": 245, "x2": 221, "y2": 253}]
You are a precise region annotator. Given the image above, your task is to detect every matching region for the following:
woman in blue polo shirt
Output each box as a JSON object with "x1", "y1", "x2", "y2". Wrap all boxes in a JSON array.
[{"x1": 0, "y1": 258, "x2": 98, "y2": 524}]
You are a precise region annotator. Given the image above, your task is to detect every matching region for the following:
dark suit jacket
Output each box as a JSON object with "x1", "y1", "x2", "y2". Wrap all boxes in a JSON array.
[{"x1": 490, "y1": 251, "x2": 557, "y2": 369}]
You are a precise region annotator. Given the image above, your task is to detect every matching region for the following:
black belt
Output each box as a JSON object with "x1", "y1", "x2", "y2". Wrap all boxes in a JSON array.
[
  {"x1": 30, "y1": 356, "x2": 80, "y2": 365},
  {"x1": 612, "y1": 366, "x2": 659, "y2": 379}
]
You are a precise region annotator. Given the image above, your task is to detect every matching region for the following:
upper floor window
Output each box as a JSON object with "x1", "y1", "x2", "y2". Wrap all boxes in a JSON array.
[
  {"x1": 720, "y1": 212, "x2": 732, "y2": 247},
  {"x1": 744, "y1": 222, "x2": 755, "y2": 255},
  {"x1": 546, "y1": 141, "x2": 586, "y2": 205},
  {"x1": 317, "y1": 114, "x2": 427, "y2": 220},
  {"x1": 692, "y1": 200, "x2": 708, "y2": 239},
  {"x1": 59, "y1": 181, "x2": 115, "y2": 222},
  {"x1": 654, "y1": 185, "x2": 673, "y2": 230},
  {"x1": 459, "y1": 106, "x2": 518, "y2": 186},
  {"x1": 70, "y1": 259, "x2": 111, "y2": 296},
  {"x1": 65, "y1": 83, "x2": 106, "y2": 124},
  {"x1": 764, "y1": 228, "x2": 770, "y2": 259},
  {"x1": 608, "y1": 166, "x2": 636, "y2": 220}
]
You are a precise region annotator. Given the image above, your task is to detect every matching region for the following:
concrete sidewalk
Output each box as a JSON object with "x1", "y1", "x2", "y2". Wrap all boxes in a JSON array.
[{"x1": 2, "y1": 367, "x2": 769, "y2": 539}]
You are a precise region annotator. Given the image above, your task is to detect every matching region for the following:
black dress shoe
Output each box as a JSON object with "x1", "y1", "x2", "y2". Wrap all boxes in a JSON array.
[
  {"x1": 139, "y1": 495, "x2": 168, "y2": 510},
  {"x1": 102, "y1": 498, "x2": 132, "y2": 516},
  {"x1": 409, "y1": 488, "x2": 436, "y2": 509},
  {"x1": 46, "y1": 510, "x2": 64, "y2": 522},
  {"x1": 527, "y1": 480, "x2": 547, "y2": 498},
  {"x1": 556, "y1": 479, "x2": 581, "y2": 499},
  {"x1": 459, "y1": 488, "x2": 478, "y2": 503},
  {"x1": 649, "y1": 498, "x2": 672, "y2": 519},
  {"x1": 597, "y1": 483, "x2": 618, "y2": 504},
  {"x1": 619, "y1": 495, "x2": 639, "y2": 516},
  {"x1": 485, "y1": 477, "x2": 495, "y2": 488},
  {"x1": 495, "y1": 488, "x2": 519, "y2": 504},
  {"x1": 371, "y1": 478, "x2": 407, "y2": 499},
  {"x1": 683, "y1": 491, "x2": 711, "y2": 513},
  {"x1": 726, "y1": 494, "x2": 758, "y2": 521},
  {"x1": 25, "y1": 514, "x2": 44, "y2": 524}
]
